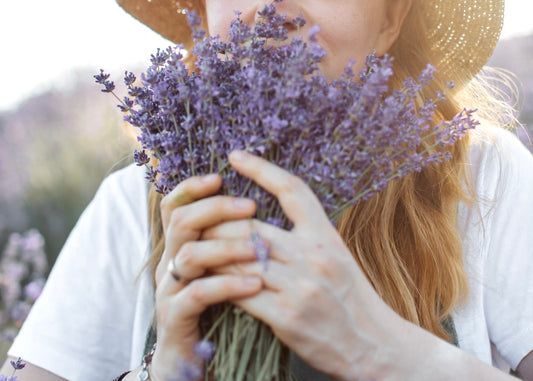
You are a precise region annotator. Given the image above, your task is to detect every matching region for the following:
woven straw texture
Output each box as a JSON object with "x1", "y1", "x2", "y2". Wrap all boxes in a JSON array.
[
  {"x1": 116, "y1": 0, "x2": 504, "y2": 79},
  {"x1": 423, "y1": 0, "x2": 504, "y2": 78}
]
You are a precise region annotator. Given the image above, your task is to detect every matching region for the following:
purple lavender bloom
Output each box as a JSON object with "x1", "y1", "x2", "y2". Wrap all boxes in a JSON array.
[
  {"x1": 10, "y1": 358, "x2": 25, "y2": 370},
  {"x1": 133, "y1": 150, "x2": 150, "y2": 166},
  {"x1": 21, "y1": 230, "x2": 44, "y2": 252},
  {"x1": 292, "y1": 14, "x2": 306, "y2": 28},
  {"x1": 93, "y1": 69, "x2": 111, "y2": 84},
  {"x1": 308, "y1": 24, "x2": 321, "y2": 42},
  {"x1": 94, "y1": 69, "x2": 115, "y2": 93},
  {"x1": 0, "y1": 376, "x2": 18, "y2": 381},
  {"x1": 23, "y1": 279, "x2": 44, "y2": 302},
  {"x1": 170, "y1": 358, "x2": 203, "y2": 381},
  {"x1": 11, "y1": 302, "x2": 31, "y2": 325},
  {"x1": 2, "y1": 328, "x2": 18, "y2": 342},
  {"x1": 193, "y1": 340, "x2": 215, "y2": 362},
  {"x1": 249, "y1": 231, "x2": 270, "y2": 272},
  {"x1": 124, "y1": 71, "x2": 136, "y2": 86}
]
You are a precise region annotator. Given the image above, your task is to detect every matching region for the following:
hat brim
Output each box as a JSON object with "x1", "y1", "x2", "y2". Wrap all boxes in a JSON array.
[
  {"x1": 116, "y1": 0, "x2": 504, "y2": 79},
  {"x1": 116, "y1": 0, "x2": 198, "y2": 50}
]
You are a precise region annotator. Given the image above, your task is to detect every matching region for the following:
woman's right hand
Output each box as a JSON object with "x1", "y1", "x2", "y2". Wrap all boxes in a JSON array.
[{"x1": 150, "y1": 174, "x2": 263, "y2": 381}]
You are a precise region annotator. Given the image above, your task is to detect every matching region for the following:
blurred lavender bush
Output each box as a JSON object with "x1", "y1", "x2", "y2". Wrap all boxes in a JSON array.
[
  {"x1": 0, "y1": 230, "x2": 47, "y2": 331},
  {"x1": 0, "y1": 68, "x2": 137, "y2": 264},
  {"x1": 0, "y1": 230, "x2": 48, "y2": 359}
]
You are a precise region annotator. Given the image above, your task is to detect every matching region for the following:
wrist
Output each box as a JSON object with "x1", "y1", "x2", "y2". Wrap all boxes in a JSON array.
[
  {"x1": 333, "y1": 282, "x2": 406, "y2": 381},
  {"x1": 361, "y1": 319, "x2": 516, "y2": 381},
  {"x1": 151, "y1": 343, "x2": 204, "y2": 381}
]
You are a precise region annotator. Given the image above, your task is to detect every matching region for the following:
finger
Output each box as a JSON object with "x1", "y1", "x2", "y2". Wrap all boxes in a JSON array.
[
  {"x1": 160, "y1": 173, "x2": 222, "y2": 229},
  {"x1": 212, "y1": 260, "x2": 293, "y2": 292},
  {"x1": 201, "y1": 219, "x2": 285, "y2": 242},
  {"x1": 230, "y1": 289, "x2": 280, "y2": 330},
  {"x1": 228, "y1": 150, "x2": 328, "y2": 228},
  {"x1": 158, "y1": 196, "x2": 257, "y2": 282},
  {"x1": 170, "y1": 275, "x2": 263, "y2": 318},
  {"x1": 167, "y1": 195, "x2": 257, "y2": 236},
  {"x1": 201, "y1": 220, "x2": 292, "y2": 263},
  {"x1": 174, "y1": 238, "x2": 258, "y2": 280},
  {"x1": 156, "y1": 274, "x2": 263, "y2": 357}
]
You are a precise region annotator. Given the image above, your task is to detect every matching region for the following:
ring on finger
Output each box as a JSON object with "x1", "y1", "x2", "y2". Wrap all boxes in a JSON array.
[{"x1": 167, "y1": 257, "x2": 187, "y2": 283}]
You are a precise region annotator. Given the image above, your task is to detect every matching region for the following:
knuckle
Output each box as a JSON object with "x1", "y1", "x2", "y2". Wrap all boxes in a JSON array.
[
  {"x1": 221, "y1": 277, "x2": 238, "y2": 293},
  {"x1": 159, "y1": 194, "x2": 172, "y2": 212},
  {"x1": 177, "y1": 242, "x2": 195, "y2": 265},
  {"x1": 299, "y1": 279, "x2": 320, "y2": 300},
  {"x1": 160, "y1": 179, "x2": 196, "y2": 211},
  {"x1": 280, "y1": 303, "x2": 302, "y2": 326},
  {"x1": 188, "y1": 281, "x2": 206, "y2": 304},
  {"x1": 212, "y1": 195, "x2": 233, "y2": 211},
  {"x1": 308, "y1": 255, "x2": 330, "y2": 275},
  {"x1": 279, "y1": 174, "x2": 306, "y2": 196},
  {"x1": 168, "y1": 208, "x2": 186, "y2": 228}
]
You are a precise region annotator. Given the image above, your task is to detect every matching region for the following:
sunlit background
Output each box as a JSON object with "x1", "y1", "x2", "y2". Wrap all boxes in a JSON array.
[{"x1": 0, "y1": 0, "x2": 532, "y2": 358}]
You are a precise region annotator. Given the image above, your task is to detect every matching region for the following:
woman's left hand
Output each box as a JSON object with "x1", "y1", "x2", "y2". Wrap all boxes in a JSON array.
[{"x1": 201, "y1": 150, "x2": 409, "y2": 380}]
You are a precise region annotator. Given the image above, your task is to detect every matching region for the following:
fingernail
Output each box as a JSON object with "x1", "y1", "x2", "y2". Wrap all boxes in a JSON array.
[
  {"x1": 230, "y1": 150, "x2": 246, "y2": 162},
  {"x1": 202, "y1": 174, "x2": 218, "y2": 182},
  {"x1": 234, "y1": 198, "x2": 254, "y2": 209},
  {"x1": 243, "y1": 276, "x2": 261, "y2": 287}
]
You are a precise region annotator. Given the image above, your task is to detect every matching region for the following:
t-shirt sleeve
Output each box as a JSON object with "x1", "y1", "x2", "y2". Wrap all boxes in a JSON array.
[
  {"x1": 7, "y1": 164, "x2": 151, "y2": 380},
  {"x1": 481, "y1": 128, "x2": 533, "y2": 369}
]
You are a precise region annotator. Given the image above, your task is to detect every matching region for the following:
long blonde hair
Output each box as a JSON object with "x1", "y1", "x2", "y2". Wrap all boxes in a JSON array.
[{"x1": 144, "y1": 0, "x2": 515, "y2": 342}]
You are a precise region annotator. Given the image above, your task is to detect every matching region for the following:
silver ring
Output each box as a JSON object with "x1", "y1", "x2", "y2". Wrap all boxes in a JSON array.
[{"x1": 167, "y1": 258, "x2": 184, "y2": 283}]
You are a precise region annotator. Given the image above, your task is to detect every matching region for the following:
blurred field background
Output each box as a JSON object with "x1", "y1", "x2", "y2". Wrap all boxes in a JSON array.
[{"x1": 0, "y1": 0, "x2": 532, "y2": 363}]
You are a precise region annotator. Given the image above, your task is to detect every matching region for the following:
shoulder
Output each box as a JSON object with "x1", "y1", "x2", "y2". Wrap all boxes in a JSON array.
[
  {"x1": 458, "y1": 126, "x2": 533, "y2": 370},
  {"x1": 90, "y1": 163, "x2": 150, "y2": 227},
  {"x1": 467, "y1": 124, "x2": 533, "y2": 171},
  {"x1": 97, "y1": 163, "x2": 149, "y2": 203},
  {"x1": 466, "y1": 124, "x2": 533, "y2": 199}
]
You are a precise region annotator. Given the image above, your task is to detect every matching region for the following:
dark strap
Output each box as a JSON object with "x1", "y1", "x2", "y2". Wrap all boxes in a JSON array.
[
  {"x1": 112, "y1": 371, "x2": 132, "y2": 381},
  {"x1": 143, "y1": 321, "x2": 158, "y2": 358},
  {"x1": 443, "y1": 314, "x2": 459, "y2": 346}
]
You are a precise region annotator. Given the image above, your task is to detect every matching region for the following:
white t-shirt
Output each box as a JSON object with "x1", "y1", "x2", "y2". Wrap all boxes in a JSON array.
[{"x1": 8, "y1": 126, "x2": 533, "y2": 380}]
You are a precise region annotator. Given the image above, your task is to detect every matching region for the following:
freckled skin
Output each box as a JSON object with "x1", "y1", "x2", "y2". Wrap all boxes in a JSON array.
[{"x1": 203, "y1": 0, "x2": 393, "y2": 79}]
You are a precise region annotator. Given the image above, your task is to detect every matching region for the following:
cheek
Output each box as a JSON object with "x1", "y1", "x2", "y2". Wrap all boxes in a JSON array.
[
  {"x1": 205, "y1": 0, "x2": 248, "y2": 39},
  {"x1": 319, "y1": 15, "x2": 384, "y2": 78}
]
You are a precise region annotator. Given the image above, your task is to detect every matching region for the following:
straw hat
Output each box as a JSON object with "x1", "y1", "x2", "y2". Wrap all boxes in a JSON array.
[{"x1": 116, "y1": 0, "x2": 504, "y2": 79}]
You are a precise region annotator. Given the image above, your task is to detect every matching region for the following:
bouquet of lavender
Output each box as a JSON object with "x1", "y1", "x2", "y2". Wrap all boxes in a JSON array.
[{"x1": 96, "y1": 4, "x2": 477, "y2": 380}]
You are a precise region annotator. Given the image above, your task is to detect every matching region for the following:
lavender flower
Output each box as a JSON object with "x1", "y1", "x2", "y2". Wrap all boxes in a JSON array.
[
  {"x1": 171, "y1": 358, "x2": 202, "y2": 381},
  {"x1": 24, "y1": 278, "x2": 46, "y2": 301},
  {"x1": 97, "y1": 3, "x2": 477, "y2": 379},
  {"x1": 193, "y1": 340, "x2": 215, "y2": 362},
  {"x1": 249, "y1": 230, "x2": 270, "y2": 271},
  {"x1": 10, "y1": 358, "x2": 25, "y2": 371},
  {"x1": 0, "y1": 356, "x2": 26, "y2": 381}
]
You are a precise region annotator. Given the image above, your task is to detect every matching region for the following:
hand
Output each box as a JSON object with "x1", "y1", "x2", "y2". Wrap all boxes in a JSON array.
[
  {"x1": 151, "y1": 174, "x2": 263, "y2": 380},
  {"x1": 202, "y1": 150, "x2": 408, "y2": 380}
]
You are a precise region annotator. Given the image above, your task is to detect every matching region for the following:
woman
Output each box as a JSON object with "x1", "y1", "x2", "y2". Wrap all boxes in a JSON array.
[{"x1": 3, "y1": 0, "x2": 533, "y2": 380}]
